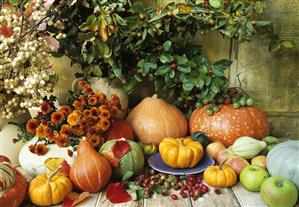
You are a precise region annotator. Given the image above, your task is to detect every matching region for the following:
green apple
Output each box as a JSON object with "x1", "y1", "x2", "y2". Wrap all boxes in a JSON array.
[
  {"x1": 260, "y1": 176, "x2": 298, "y2": 207},
  {"x1": 240, "y1": 165, "x2": 269, "y2": 192}
]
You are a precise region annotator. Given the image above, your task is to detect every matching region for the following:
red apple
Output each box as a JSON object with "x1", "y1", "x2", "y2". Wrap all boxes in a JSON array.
[
  {"x1": 206, "y1": 142, "x2": 225, "y2": 160},
  {"x1": 225, "y1": 156, "x2": 250, "y2": 175},
  {"x1": 103, "y1": 118, "x2": 134, "y2": 141}
]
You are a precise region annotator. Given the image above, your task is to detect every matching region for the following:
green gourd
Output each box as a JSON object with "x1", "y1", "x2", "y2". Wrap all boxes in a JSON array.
[
  {"x1": 267, "y1": 140, "x2": 299, "y2": 190},
  {"x1": 99, "y1": 139, "x2": 145, "y2": 177},
  {"x1": 231, "y1": 137, "x2": 267, "y2": 159}
]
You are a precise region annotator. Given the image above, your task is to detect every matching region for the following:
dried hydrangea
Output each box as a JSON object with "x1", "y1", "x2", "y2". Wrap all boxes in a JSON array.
[{"x1": 0, "y1": 1, "x2": 58, "y2": 119}]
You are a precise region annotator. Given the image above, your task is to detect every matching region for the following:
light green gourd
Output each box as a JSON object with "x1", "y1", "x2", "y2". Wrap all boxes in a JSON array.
[{"x1": 231, "y1": 137, "x2": 267, "y2": 159}]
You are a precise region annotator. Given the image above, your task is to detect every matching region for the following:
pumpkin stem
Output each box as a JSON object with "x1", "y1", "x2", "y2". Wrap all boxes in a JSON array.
[
  {"x1": 47, "y1": 166, "x2": 61, "y2": 183},
  {"x1": 181, "y1": 138, "x2": 186, "y2": 146},
  {"x1": 219, "y1": 158, "x2": 229, "y2": 171}
]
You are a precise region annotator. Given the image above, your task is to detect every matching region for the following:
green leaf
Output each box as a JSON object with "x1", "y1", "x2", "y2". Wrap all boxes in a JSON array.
[
  {"x1": 149, "y1": 13, "x2": 167, "y2": 22},
  {"x1": 163, "y1": 41, "x2": 172, "y2": 51},
  {"x1": 169, "y1": 70, "x2": 175, "y2": 78},
  {"x1": 155, "y1": 65, "x2": 171, "y2": 75},
  {"x1": 211, "y1": 79, "x2": 220, "y2": 93},
  {"x1": 255, "y1": 1, "x2": 264, "y2": 14},
  {"x1": 152, "y1": 184, "x2": 163, "y2": 194},
  {"x1": 255, "y1": 21, "x2": 272, "y2": 27},
  {"x1": 282, "y1": 40, "x2": 295, "y2": 48},
  {"x1": 213, "y1": 59, "x2": 233, "y2": 70},
  {"x1": 159, "y1": 53, "x2": 174, "y2": 63},
  {"x1": 209, "y1": 0, "x2": 223, "y2": 9},
  {"x1": 92, "y1": 65, "x2": 102, "y2": 77},
  {"x1": 177, "y1": 65, "x2": 191, "y2": 73},
  {"x1": 131, "y1": 2, "x2": 145, "y2": 12},
  {"x1": 78, "y1": 32, "x2": 94, "y2": 40},
  {"x1": 134, "y1": 74, "x2": 142, "y2": 82},
  {"x1": 137, "y1": 59, "x2": 157, "y2": 77},
  {"x1": 95, "y1": 40, "x2": 111, "y2": 58},
  {"x1": 122, "y1": 170, "x2": 134, "y2": 181},
  {"x1": 194, "y1": 78, "x2": 204, "y2": 89},
  {"x1": 191, "y1": 132, "x2": 210, "y2": 148},
  {"x1": 114, "y1": 13, "x2": 127, "y2": 26},
  {"x1": 183, "y1": 81, "x2": 195, "y2": 91},
  {"x1": 8, "y1": 0, "x2": 20, "y2": 5},
  {"x1": 114, "y1": 67, "x2": 122, "y2": 78},
  {"x1": 176, "y1": 55, "x2": 188, "y2": 65},
  {"x1": 204, "y1": 76, "x2": 212, "y2": 86},
  {"x1": 269, "y1": 42, "x2": 281, "y2": 52},
  {"x1": 212, "y1": 68, "x2": 225, "y2": 77}
]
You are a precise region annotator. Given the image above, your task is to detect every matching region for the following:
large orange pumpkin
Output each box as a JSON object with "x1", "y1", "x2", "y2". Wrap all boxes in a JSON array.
[
  {"x1": 127, "y1": 95, "x2": 188, "y2": 145},
  {"x1": 189, "y1": 104, "x2": 269, "y2": 146},
  {"x1": 0, "y1": 156, "x2": 27, "y2": 207},
  {"x1": 70, "y1": 140, "x2": 112, "y2": 192},
  {"x1": 103, "y1": 118, "x2": 134, "y2": 141}
]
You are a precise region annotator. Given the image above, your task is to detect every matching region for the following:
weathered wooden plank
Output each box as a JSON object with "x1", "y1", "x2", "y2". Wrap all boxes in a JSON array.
[
  {"x1": 96, "y1": 191, "x2": 144, "y2": 207},
  {"x1": 192, "y1": 187, "x2": 240, "y2": 207}
]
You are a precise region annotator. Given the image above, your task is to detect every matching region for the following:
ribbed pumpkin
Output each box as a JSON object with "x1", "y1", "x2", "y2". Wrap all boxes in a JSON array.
[
  {"x1": 127, "y1": 95, "x2": 188, "y2": 145},
  {"x1": 189, "y1": 104, "x2": 269, "y2": 146},
  {"x1": 70, "y1": 140, "x2": 112, "y2": 192},
  {"x1": 267, "y1": 140, "x2": 299, "y2": 190},
  {"x1": 204, "y1": 164, "x2": 237, "y2": 187},
  {"x1": 99, "y1": 139, "x2": 144, "y2": 176},
  {"x1": 0, "y1": 157, "x2": 27, "y2": 207},
  {"x1": 28, "y1": 168, "x2": 72, "y2": 206},
  {"x1": 159, "y1": 138, "x2": 204, "y2": 168}
]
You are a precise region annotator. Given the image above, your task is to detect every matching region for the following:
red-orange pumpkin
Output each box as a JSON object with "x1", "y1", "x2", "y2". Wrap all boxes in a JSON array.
[
  {"x1": 70, "y1": 140, "x2": 112, "y2": 192},
  {"x1": 103, "y1": 118, "x2": 134, "y2": 141},
  {"x1": 0, "y1": 156, "x2": 28, "y2": 207},
  {"x1": 189, "y1": 104, "x2": 269, "y2": 146}
]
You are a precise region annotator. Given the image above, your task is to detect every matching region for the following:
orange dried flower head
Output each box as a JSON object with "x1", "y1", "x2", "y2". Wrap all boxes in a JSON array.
[
  {"x1": 56, "y1": 133, "x2": 70, "y2": 147},
  {"x1": 83, "y1": 109, "x2": 92, "y2": 117},
  {"x1": 87, "y1": 134, "x2": 103, "y2": 147},
  {"x1": 88, "y1": 96, "x2": 98, "y2": 105},
  {"x1": 60, "y1": 105, "x2": 73, "y2": 116},
  {"x1": 67, "y1": 110, "x2": 82, "y2": 126},
  {"x1": 99, "y1": 109, "x2": 110, "y2": 119},
  {"x1": 51, "y1": 111, "x2": 66, "y2": 125},
  {"x1": 60, "y1": 125, "x2": 72, "y2": 135},
  {"x1": 79, "y1": 81, "x2": 89, "y2": 89},
  {"x1": 109, "y1": 106, "x2": 119, "y2": 116},
  {"x1": 35, "y1": 144, "x2": 48, "y2": 156},
  {"x1": 47, "y1": 131, "x2": 59, "y2": 142},
  {"x1": 91, "y1": 107, "x2": 99, "y2": 116},
  {"x1": 40, "y1": 102, "x2": 52, "y2": 114},
  {"x1": 100, "y1": 118, "x2": 110, "y2": 131},
  {"x1": 36, "y1": 124, "x2": 50, "y2": 138},
  {"x1": 26, "y1": 119, "x2": 39, "y2": 134},
  {"x1": 73, "y1": 100, "x2": 83, "y2": 110},
  {"x1": 84, "y1": 87, "x2": 93, "y2": 94},
  {"x1": 29, "y1": 144, "x2": 36, "y2": 153},
  {"x1": 71, "y1": 126, "x2": 85, "y2": 136},
  {"x1": 93, "y1": 92, "x2": 106, "y2": 104},
  {"x1": 99, "y1": 105, "x2": 108, "y2": 111}
]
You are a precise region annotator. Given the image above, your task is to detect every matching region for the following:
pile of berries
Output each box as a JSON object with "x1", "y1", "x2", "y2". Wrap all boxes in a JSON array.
[{"x1": 134, "y1": 169, "x2": 215, "y2": 201}]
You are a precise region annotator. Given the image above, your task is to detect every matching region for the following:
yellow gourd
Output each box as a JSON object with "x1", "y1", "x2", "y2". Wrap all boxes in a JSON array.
[
  {"x1": 28, "y1": 167, "x2": 72, "y2": 206},
  {"x1": 159, "y1": 138, "x2": 204, "y2": 168},
  {"x1": 204, "y1": 162, "x2": 237, "y2": 187}
]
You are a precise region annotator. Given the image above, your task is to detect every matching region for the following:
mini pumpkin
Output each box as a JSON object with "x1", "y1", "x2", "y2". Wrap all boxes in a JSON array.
[
  {"x1": 159, "y1": 138, "x2": 204, "y2": 168},
  {"x1": 0, "y1": 156, "x2": 27, "y2": 207},
  {"x1": 28, "y1": 167, "x2": 72, "y2": 206},
  {"x1": 204, "y1": 162, "x2": 237, "y2": 187}
]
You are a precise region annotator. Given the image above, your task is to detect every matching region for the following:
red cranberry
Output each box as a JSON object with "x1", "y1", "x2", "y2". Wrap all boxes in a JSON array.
[
  {"x1": 171, "y1": 63, "x2": 177, "y2": 69},
  {"x1": 197, "y1": 177, "x2": 203, "y2": 183},
  {"x1": 200, "y1": 184, "x2": 209, "y2": 194},
  {"x1": 214, "y1": 188, "x2": 222, "y2": 194},
  {"x1": 189, "y1": 191, "x2": 194, "y2": 196},
  {"x1": 192, "y1": 186, "x2": 198, "y2": 191},
  {"x1": 170, "y1": 194, "x2": 178, "y2": 200},
  {"x1": 208, "y1": 70, "x2": 213, "y2": 76},
  {"x1": 181, "y1": 185, "x2": 187, "y2": 191},
  {"x1": 192, "y1": 195, "x2": 197, "y2": 201},
  {"x1": 180, "y1": 190, "x2": 187, "y2": 198}
]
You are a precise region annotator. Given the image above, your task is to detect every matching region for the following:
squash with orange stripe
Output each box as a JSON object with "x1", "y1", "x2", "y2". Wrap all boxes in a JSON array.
[
  {"x1": 159, "y1": 138, "x2": 204, "y2": 168},
  {"x1": 70, "y1": 140, "x2": 112, "y2": 192}
]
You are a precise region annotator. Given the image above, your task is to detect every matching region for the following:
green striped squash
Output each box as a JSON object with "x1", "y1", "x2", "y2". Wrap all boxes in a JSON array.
[
  {"x1": 0, "y1": 163, "x2": 15, "y2": 192},
  {"x1": 100, "y1": 139, "x2": 144, "y2": 177}
]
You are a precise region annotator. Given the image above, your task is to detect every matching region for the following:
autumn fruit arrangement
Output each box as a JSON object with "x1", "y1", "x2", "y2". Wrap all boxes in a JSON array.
[{"x1": 1, "y1": 84, "x2": 297, "y2": 207}]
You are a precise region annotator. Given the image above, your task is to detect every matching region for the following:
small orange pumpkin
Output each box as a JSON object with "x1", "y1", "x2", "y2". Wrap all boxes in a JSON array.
[
  {"x1": 189, "y1": 104, "x2": 269, "y2": 146},
  {"x1": 204, "y1": 162, "x2": 237, "y2": 187},
  {"x1": 70, "y1": 140, "x2": 112, "y2": 192}
]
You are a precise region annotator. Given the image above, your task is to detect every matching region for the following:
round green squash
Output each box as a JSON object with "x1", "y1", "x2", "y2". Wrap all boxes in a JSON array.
[
  {"x1": 267, "y1": 140, "x2": 299, "y2": 190},
  {"x1": 99, "y1": 139, "x2": 144, "y2": 177}
]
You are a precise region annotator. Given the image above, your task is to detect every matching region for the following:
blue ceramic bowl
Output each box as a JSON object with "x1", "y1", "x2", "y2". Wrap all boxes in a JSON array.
[{"x1": 148, "y1": 153, "x2": 215, "y2": 175}]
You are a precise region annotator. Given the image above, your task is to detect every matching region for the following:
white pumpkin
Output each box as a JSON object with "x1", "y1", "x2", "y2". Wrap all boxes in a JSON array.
[
  {"x1": 19, "y1": 137, "x2": 76, "y2": 177},
  {"x1": 73, "y1": 77, "x2": 129, "y2": 118}
]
